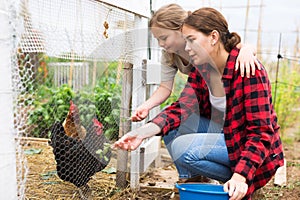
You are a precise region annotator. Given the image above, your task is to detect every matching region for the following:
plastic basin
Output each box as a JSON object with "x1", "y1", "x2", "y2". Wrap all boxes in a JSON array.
[{"x1": 175, "y1": 183, "x2": 229, "y2": 200}]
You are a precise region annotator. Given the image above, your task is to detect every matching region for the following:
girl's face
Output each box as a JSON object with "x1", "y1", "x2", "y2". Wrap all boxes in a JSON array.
[
  {"x1": 151, "y1": 26, "x2": 186, "y2": 54},
  {"x1": 181, "y1": 25, "x2": 213, "y2": 65}
]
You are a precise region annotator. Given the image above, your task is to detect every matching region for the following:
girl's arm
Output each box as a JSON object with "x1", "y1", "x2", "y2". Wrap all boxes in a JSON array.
[{"x1": 131, "y1": 80, "x2": 173, "y2": 122}]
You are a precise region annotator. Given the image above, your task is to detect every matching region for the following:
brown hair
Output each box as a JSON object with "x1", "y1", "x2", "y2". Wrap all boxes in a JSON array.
[
  {"x1": 150, "y1": 4, "x2": 187, "y2": 30},
  {"x1": 183, "y1": 7, "x2": 240, "y2": 52}
]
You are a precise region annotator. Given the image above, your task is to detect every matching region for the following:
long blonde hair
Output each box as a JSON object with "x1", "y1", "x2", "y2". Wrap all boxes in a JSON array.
[
  {"x1": 150, "y1": 4, "x2": 188, "y2": 63},
  {"x1": 150, "y1": 4, "x2": 187, "y2": 30}
]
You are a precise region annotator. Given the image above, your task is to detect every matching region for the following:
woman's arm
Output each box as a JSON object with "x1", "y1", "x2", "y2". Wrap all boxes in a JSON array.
[
  {"x1": 236, "y1": 43, "x2": 261, "y2": 78},
  {"x1": 131, "y1": 80, "x2": 173, "y2": 121},
  {"x1": 113, "y1": 122, "x2": 161, "y2": 151}
]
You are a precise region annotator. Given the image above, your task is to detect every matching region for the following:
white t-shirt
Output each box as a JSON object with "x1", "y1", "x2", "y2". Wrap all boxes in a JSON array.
[
  {"x1": 160, "y1": 50, "x2": 193, "y2": 82},
  {"x1": 209, "y1": 89, "x2": 226, "y2": 112}
]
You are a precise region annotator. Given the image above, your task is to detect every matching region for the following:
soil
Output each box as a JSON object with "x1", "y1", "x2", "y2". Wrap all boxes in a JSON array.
[{"x1": 23, "y1": 136, "x2": 300, "y2": 200}]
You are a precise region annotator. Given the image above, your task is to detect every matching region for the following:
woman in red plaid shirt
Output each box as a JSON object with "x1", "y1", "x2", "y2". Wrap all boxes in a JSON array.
[{"x1": 114, "y1": 7, "x2": 284, "y2": 200}]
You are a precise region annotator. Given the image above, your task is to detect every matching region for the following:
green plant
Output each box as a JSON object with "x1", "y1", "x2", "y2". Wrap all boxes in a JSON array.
[
  {"x1": 27, "y1": 66, "x2": 121, "y2": 140},
  {"x1": 27, "y1": 84, "x2": 75, "y2": 138},
  {"x1": 93, "y1": 73, "x2": 121, "y2": 140},
  {"x1": 271, "y1": 61, "x2": 300, "y2": 136}
]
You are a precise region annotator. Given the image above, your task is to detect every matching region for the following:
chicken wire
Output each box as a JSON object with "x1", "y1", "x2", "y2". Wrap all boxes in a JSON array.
[
  {"x1": 10, "y1": 0, "x2": 150, "y2": 199},
  {"x1": 19, "y1": 0, "x2": 136, "y2": 62}
]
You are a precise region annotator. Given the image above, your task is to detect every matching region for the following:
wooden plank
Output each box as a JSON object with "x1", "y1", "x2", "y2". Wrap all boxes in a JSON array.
[
  {"x1": 140, "y1": 136, "x2": 161, "y2": 172},
  {"x1": 97, "y1": 0, "x2": 150, "y2": 18},
  {"x1": 130, "y1": 15, "x2": 148, "y2": 190},
  {"x1": 116, "y1": 62, "x2": 133, "y2": 189},
  {"x1": 15, "y1": 136, "x2": 50, "y2": 143}
]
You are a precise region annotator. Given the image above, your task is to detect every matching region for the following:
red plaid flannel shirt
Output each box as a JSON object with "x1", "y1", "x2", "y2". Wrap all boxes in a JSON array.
[{"x1": 151, "y1": 47, "x2": 284, "y2": 198}]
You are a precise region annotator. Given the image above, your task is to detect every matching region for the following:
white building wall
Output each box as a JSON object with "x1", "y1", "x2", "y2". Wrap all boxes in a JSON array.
[{"x1": 0, "y1": 1, "x2": 18, "y2": 199}]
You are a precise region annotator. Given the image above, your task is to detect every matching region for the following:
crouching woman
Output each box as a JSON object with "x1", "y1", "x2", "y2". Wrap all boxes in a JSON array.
[{"x1": 114, "y1": 7, "x2": 284, "y2": 200}]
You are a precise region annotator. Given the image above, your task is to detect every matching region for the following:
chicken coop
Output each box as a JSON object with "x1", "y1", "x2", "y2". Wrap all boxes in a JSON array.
[{"x1": 0, "y1": 0, "x2": 163, "y2": 199}]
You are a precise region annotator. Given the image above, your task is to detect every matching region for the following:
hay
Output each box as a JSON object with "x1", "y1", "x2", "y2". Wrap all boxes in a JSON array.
[
  {"x1": 22, "y1": 139, "x2": 176, "y2": 200},
  {"x1": 22, "y1": 139, "x2": 119, "y2": 200}
]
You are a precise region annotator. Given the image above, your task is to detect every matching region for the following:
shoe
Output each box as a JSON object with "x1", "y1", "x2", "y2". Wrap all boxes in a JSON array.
[
  {"x1": 170, "y1": 191, "x2": 180, "y2": 199},
  {"x1": 172, "y1": 183, "x2": 180, "y2": 194}
]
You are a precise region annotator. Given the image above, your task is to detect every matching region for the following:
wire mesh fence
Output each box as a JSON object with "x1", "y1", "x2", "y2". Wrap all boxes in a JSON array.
[
  {"x1": 7, "y1": 0, "x2": 154, "y2": 199},
  {"x1": 5, "y1": 0, "x2": 300, "y2": 199}
]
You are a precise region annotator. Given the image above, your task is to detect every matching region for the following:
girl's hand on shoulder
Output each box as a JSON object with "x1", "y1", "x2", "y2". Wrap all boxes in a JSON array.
[
  {"x1": 236, "y1": 44, "x2": 261, "y2": 78},
  {"x1": 223, "y1": 173, "x2": 248, "y2": 200}
]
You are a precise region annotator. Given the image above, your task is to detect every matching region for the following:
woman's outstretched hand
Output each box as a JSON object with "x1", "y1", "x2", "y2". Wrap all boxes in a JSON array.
[
  {"x1": 113, "y1": 122, "x2": 161, "y2": 151},
  {"x1": 113, "y1": 132, "x2": 144, "y2": 151}
]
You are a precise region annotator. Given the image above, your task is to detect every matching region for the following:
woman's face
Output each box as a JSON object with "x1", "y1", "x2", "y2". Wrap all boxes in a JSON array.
[
  {"x1": 181, "y1": 25, "x2": 213, "y2": 65},
  {"x1": 151, "y1": 26, "x2": 186, "y2": 54}
]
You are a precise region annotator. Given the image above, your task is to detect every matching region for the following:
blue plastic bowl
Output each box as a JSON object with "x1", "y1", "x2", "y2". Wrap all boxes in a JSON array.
[{"x1": 175, "y1": 183, "x2": 229, "y2": 200}]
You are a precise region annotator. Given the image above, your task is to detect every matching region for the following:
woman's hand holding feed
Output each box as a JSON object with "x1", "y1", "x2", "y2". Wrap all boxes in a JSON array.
[{"x1": 131, "y1": 105, "x2": 149, "y2": 122}]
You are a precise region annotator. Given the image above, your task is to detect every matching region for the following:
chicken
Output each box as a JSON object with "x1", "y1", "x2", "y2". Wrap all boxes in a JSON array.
[
  {"x1": 49, "y1": 104, "x2": 111, "y2": 188},
  {"x1": 62, "y1": 100, "x2": 87, "y2": 140}
]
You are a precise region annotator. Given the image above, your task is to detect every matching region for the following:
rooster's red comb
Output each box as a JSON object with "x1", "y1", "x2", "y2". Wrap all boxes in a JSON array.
[
  {"x1": 93, "y1": 118, "x2": 104, "y2": 135},
  {"x1": 93, "y1": 118, "x2": 103, "y2": 127},
  {"x1": 69, "y1": 100, "x2": 76, "y2": 110}
]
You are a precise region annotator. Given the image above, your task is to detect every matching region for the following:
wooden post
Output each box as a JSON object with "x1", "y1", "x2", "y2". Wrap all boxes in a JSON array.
[
  {"x1": 146, "y1": 60, "x2": 162, "y2": 168},
  {"x1": 116, "y1": 60, "x2": 123, "y2": 85},
  {"x1": 68, "y1": 51, "x2": 74, "y2": 87},
  {"x1": 116, "y1": 62, "x2": 133, "y2": 189},
  {"x1": 243, "y1": 0, "x2": 251, "y2": 42},
  {"x1": 130, "y1": 59, "x2": 147, "y2": 190},
  {"x1": 256, "y1": 0, "x2": 263, "y2": 61},
  {"x1": 293, "y1": 28, "x2": 299, "y2": 71},
  {"x1": 0, "y1": 1, "x2": 18, "y2": 198},
  {"x1": 92, "y1": 59, "x2": 97, "y2": 87}
]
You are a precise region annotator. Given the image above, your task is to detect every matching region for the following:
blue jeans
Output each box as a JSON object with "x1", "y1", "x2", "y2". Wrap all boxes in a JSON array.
[{"x1": 163, "y1": 114, "x2": 232, "y2": 182}]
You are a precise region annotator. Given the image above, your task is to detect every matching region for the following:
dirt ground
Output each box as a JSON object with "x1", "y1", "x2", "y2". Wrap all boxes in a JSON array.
[{"x1": 23, "y1": 135, "x2": 300, "y2": 200}]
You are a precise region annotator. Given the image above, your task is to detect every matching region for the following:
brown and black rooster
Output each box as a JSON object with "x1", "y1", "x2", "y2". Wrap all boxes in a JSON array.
[
  {"x1": 62, "y1": 100, "x2": 87, "y2": 140},
  {"x1": 49, "y1": 101, "x2": 111, "y2": 190}
]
